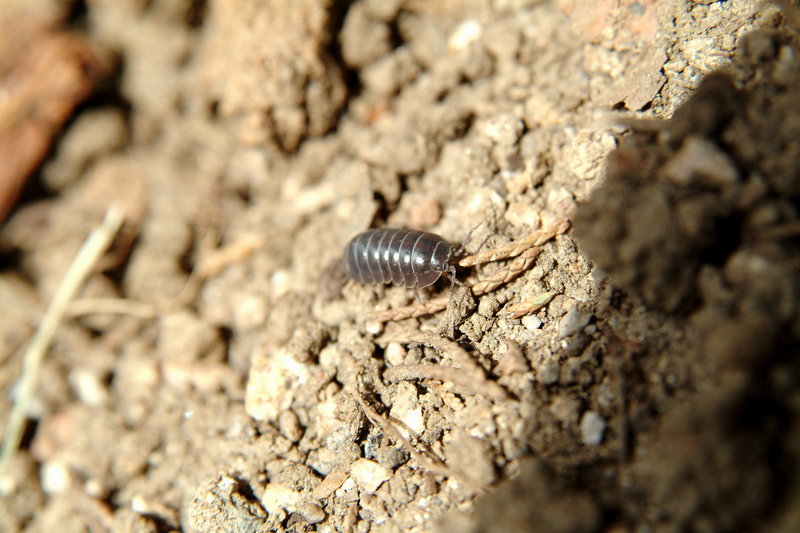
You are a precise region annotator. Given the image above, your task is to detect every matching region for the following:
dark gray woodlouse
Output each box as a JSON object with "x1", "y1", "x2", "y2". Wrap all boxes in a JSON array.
[{"x1": 344, "y1": 228, "x2": 459, "y2": 288}]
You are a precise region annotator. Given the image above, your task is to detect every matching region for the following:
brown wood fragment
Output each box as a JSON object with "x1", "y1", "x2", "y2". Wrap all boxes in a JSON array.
[{"x1": 0, "y1": 31, "x2": 111, "y2": 222}]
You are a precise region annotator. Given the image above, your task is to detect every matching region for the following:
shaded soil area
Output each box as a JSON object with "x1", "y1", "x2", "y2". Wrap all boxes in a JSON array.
[{"x1": 1, "y1": 1, "x2": 799, "y2": 532}]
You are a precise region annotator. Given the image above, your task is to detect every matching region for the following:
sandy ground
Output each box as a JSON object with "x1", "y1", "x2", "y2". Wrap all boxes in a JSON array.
[{"x1": 1, "y1": 0, "x2": 800, "y2": 532}]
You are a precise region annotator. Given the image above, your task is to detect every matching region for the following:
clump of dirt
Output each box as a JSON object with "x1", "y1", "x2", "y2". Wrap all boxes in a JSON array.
[
  {"x1": 576, "y1": 73, "x2": 744, "y2": 313},
  {"x1": 574, "y1": 27, "x2": 800, "y2": 531}
]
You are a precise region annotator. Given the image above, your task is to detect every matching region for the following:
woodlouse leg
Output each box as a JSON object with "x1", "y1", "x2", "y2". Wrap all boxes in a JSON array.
[
  {"x1": 413, "y1": 288, "x2": 426, "y2": 304},
  {"x1": 444, "y1": 265, "x2": 466, "y2": 296}
]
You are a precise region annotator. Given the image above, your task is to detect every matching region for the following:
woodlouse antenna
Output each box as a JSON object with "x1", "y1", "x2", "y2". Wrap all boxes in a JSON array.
[{"x1": 453, "y1": 223, "x2": 483, "y2": 258}]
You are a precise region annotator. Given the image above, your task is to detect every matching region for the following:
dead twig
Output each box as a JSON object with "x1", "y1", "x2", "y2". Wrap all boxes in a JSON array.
[
  {"x1": 352, "y1": 387, "x2": 453, "y2": 478},
  {"x1": 458, "y1": 218, "x2": 569, "y2": 267},
  {"x1": 377, "y1": 325, "x2": 471, "y2": 366},
  {"x1": 369, "y1": 296, "x2": 449, "y2": 321},
  {"x1": 384, "y1": 364, "x2": 506, "y2": 399},
  {"x1": 172, "y1": 231, "x2": 265, "y2": 309},
  {"x1": 0, "y1": 207, "x2": 124, "y2": 476},
  {"x1": 468, "y1": 246, "x2": 541, "y2": 295},
  {"x1": 0, "y1": 32, "x2": 111, "y2": 222},
  {"x1": 195, "y1": 232, "x2": 265, "y2": 279},
  {"x1": 376, "y1": 325, "x2": 508, "y2": 401}
]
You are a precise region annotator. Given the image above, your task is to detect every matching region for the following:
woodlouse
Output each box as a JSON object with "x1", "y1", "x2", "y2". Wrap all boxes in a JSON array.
[{"x1": 343, "y1": 228, "x2": 461, "y2": 289}]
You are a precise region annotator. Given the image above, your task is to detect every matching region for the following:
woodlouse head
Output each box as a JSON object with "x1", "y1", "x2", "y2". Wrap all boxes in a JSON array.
[{"x1": 429, "y1": 241, "x2": 455, "y2": 273}]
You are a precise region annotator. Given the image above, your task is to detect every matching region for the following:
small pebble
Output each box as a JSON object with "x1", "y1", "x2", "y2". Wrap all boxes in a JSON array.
[
  {"x1": 448, "y1": 19, "x2": 482, "y2": 51},
  {"x1": 384, "y1": 343, "x2": 406, "y2": 366},
  {"x1": 41, "y1": 460, "x2": 72, "y2": 495},
  {"x1": 389, "y1": 382, "x2": 425, "y2": 436},
  {"x1": 365, "y1": 321, "x2": 384, "y2": 335},
  {"x1": 503, "y1": 171, "x2": 531, "y2": 195},
  {"x1": 504, "y1": 202, "x2": 540, "y2": 229},
  {"x1": 558, "y1": 308, "x2": 592, "y2": 339},
  {"x1": 69, "y1": 368, "x2": 109, "y2": 407},
  {"x1": 312, "y1": 471, "x2": 348, "y2": 499},
  {"x1": 335, "y1": 477, "x2": 359, "y2": 502},
  {"x1": 546, "y1": 188, "x2": 577, "y2": 219},
  {"x1": 522, "y1": 315, "x2": 543, "y2": 331},
  {"x1": 261, "y1": 483, "x2": 302, "y2": 514},
  {"x1": 550, "y1": 395, "x2": 581, "y2": 426},
  {"x1": 84, "y1": 478, "x2": 109, "y2": 499},
  {"x1": 375, "y1": 446, "x2": 407, "y2": 470},
  {"x1": 477, "y1": 296, "x2": 500, "y2": 317},
  {"x1": 349, "y1": 459, "x2": 391, "y2": 494},
  {"x1": 468, "y1": 187, "x2": 506, "y2": 217},
  {"x1": 297, "y1": 502, "x2": 326, "y2": 524},
  {"x1": 580, "y1": 411, "x2": 606, "y2": 446}
]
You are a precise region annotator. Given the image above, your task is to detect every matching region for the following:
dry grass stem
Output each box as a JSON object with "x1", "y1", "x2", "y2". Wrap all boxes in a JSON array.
[
  {"x1": 0, "y1": 207, "x2": 124, "y2": 476},
  {"x1": 468, "y1": 246, "x2": 541, "y2": 295},
  {"x1": 369, "y1": 297, "x2": 449, "y2": 322},
  {"x1": 458, "y1": 219, "x2": 569, "y2": 267}
]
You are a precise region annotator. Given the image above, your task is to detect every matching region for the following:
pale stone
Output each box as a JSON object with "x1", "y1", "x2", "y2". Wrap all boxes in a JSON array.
[
  {"x1": 580, "y1": 411, "x2": 606, "y2": 446},
  {"x1": 350, "y1": 459, "x2": 391, "y2": 494},
  {"x1": 389, "y1": 382, "x2": 426, "y2": 436}
]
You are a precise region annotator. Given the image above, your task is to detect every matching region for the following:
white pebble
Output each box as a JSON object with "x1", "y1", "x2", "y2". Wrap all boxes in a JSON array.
[
  {"x1": 389, "y1": 382, "x2": 426, "y2": 436},
  {"x1": 261, "y1": 483, "x2": 302, "y2": 514},
  {"x1": 504, "y1": 202, "x2": 540, "y2": 228},
  {"x1": 558, "y1": 308, "x2": 592, "y2": 339},
  {"x1": 84, "y1": 478, "x2": 109, "y2": 499},
  {"x1": 41, "y1": 460, "x2": 72, "y2": 495},
  {"x1": 271, "y1": 270, "x2": 290, "y2": 298},
  {"x1": 448, "y1": 19, "x2": 482, "y2": 51},
  {"x1": 468, "y1": 187, "x2": 506, "y2": 218},
  {"x1": 69, "y1": 368, "x2": 108, "y2": 407},
  {"x1": 384, "y1": 343, "x2": 406, "y2": 366},
  {"x1": 522, "y1": 315, "x2": 543, "y2": 331},
  {"x1": 349, "y1": 458, "x2": 391, "y2": 494},
  {"x1": 365, "y1": 321, "x2": 384, "y2": 335},
  {"x1": 580, "y1": 411, "x2": 606, "y2": 446}
]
